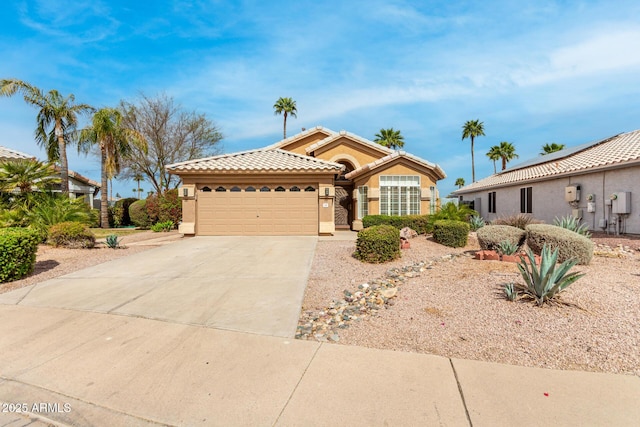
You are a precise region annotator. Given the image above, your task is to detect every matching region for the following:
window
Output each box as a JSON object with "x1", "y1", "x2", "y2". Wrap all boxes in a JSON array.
[
  {"x1": 215, "y1": 186, "x2": 226, "y2": 192},
  {"x1": 260, "y1": 186, "x2": 271, "y2": 192},
  {"x1": 275, "y1": 186, "x2": 286, "y2": 192},
  {"x1": 245, "y1": 186, "x2": 256, "y2": 192},
  {"x1": 357, "y1": 186, "x2": 368, "y2": 219},
  {"x1": 201, "y1": 186, "x2": 212, "y2": 192},
  {"x1": 304, "y1": 186, "x2": 316, "y2": 192},
  {"x1": 290, "y1": 186, "x2": 300, "y2": 192},
  {"x1": 379, "y1": 176, "x2": 421, "y2": 216},
  {"x1": 520, "y1": 187, "x2": 532, "y2": 213},
  {"x1": 488, "y1": 191, "x2": 496, "y2": 213},
  {"x1": 230, "y1": 186, "x2": 241, "y2": 192}
]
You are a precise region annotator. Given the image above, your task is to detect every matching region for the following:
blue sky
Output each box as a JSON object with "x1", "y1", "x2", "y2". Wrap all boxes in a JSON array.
[{"x1": 1, "y1": 0, "x2": 640, "y2": 199}]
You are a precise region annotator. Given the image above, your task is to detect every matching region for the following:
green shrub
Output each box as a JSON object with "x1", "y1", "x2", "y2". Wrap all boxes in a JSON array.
[
  {"x1": 0, "y1": 227, "x2": 40, "y2": 283},
  {"x1": 354, "y1": 225, "x2": 401, "y2": 263},
  {"x1": 48, "y1": 221, "x2": 96, "y2": 249},
  {"x1": 114, "y1": 197, "x2": 138, "y2": 226},
  {"x1": 525, "y1": 224, "x2": 593, "y2": 265},
  {"x1": 23, "y1": 194, "x2": 93, "y2": 237},
  {"x1": 426, "y1": 202, "x2": 477, "y2": 233},
  {"x1": 432, "y1": 220, "x2": 469, "y2": 248},
  {"x1": 151, "y1": 220, "x2": 174, "y2": 232},
  {"x1": 491, "y1": 213, "x2": 543, "y2": 230},
  {"x1": 476, "y1": 225, "x2": 526, "y2": 251},
  {"x1": 362, "y1": 214, "x2": 430, "y2": 234},
  {"x1": 129, "y1": 199, "x2": 151, "y2": 229},
  {"x1": 553, "y1": 215, "x2": 591, "y2": 238},
  {"x1": 158, "y1": 189, "x2": 182, "y2": 224},
  {"x1": 517, "y1": 245, "x2": 585, "y2": 306}
]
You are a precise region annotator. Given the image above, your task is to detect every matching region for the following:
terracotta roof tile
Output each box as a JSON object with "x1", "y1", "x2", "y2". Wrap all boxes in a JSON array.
[
  {"x1": 0, "y1": 146, "x2": 33, "y2": 160},
  {"x1": 305, "y1": 130, "x2": 392, "y2": 156},
  {"x1": 167, "y1": 148, "x2": 344, "y2": 173},
  {"x1": 345, "y1": 150, "x2": 446, "y2": 180}
]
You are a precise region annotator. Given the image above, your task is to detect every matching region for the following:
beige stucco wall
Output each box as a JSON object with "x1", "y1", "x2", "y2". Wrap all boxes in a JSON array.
[
  {"x1": 312, "y1": 137, "x2": 385, "y2": 168},
  {"x1": 458, "y1": 165, "x2": 640, "y2": 233},
  {"x1": 278, "y1": 131, "x2": 333, "y2": 155}
]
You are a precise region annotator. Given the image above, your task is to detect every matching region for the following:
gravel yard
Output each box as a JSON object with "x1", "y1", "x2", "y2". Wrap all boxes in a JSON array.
[{"x1": 301, "y1": 232, "x2": 640, "y2": 375}]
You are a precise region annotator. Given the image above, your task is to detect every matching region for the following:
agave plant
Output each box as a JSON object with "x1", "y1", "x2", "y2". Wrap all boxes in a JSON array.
[
  {"x1": 469, "y1": 215, "x2": 485, "y2": 231},
  {"x1": 497, "y1": 240, "x2": 518, "y2": 255},
  {"x1": 504, "y1": 283, "x2": 518, "y2": 301},
  {"x1": 553, "y1": 215, "x2": 591, "y2": 238},
  {"x1": 105, "y1": 234, "x2": 122, "y2": 249},
  {"x1": 517, "y1": 245, "x2": 585, "y2": 306}
]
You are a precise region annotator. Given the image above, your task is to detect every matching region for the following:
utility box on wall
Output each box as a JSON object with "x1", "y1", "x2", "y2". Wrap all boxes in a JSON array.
[
  {"x1": 565, "y1": 185, "x2": 581, "y2": 202},
  {"x1": 612, "y1": 192, "x2": 631, "y2": 214}
]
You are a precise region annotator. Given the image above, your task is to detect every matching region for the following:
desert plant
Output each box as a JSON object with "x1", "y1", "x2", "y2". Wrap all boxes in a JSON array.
[
  {"x1": 526, "y1": 223, "x2": 594, "y2": 265},
  {"x1": 476, "y1": 225, "x2": 526, "y2": 252},
  {"x1": 48, "y1": 221, "x2": 96, "y2": 249},
  {"x1": 491, "y1": 213, "x2": 542, "y2": 230},
  {"x1": 105, "y1": 234, "x2": 122, "y2": 249},
  {"x1": 151, "y1": 220, "x2": 174, "y2": 232},
  {"x1": 129, "y1": 199, "x2": 151, "y2": 229},
  {"x1": 553, "y1": 215, "x2": 591, "y2": 238},
  {"x1": 0, "y1": 227, "x2": 40, "y2": 283},
  {"x1": 432, "y1": 220, "x2": 470, "y2": 248},
  {"x1": 497, "y1": 240, "x2": 518, "y2": 256},
  {"x1": 469, "y1": 215, "x2": 485, "y2": 231},
  {"x1": 504, "y1": 283, "x2": 518, "y2": 302},
  {"x1": 517, "y1": 245, "x2": 585, "y2": 306},
  {"x1": 354, "y1": 225, "x2": 401, "y2": 263}
]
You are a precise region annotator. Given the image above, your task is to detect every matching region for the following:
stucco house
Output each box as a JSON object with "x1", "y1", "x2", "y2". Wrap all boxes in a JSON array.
[
  {"x1": 452, "y1": 129, "x2": 640, "y2": 235},
  {"x1": 167, "y1": 126, "x2": 446, "y2": 236},
  {"x1": 0, "y1": 145, "x2": 100, "y2": 207}
]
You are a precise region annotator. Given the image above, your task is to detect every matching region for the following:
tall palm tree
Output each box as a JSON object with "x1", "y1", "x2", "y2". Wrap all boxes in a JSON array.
[
  {"x1": 461, "y1": 119, "x2": 485, "y2": 182},
  {"x1": 0, "y1": 79, "x2": 94, "y2": 194},
  {"x1": 273, "y1": 97, "x2": 297, "y2": 139},
  {"x1": 486, "y1": 145, "x2": 501, "y2": 174},
  {"x1": 0, "y1": 158, "x2": 60, "y2": 193},
  {"x1": 374, "y1": 128, "x2": 405, "y2": 150},
  {"x1": 133, "y1": 171, "x2": 144, "y2": 198},
  {"x1": 78, "y1": 108, "x2": 147, "y2": 228},
  {"x1": 540, "y1": 143, "x2": 565, "y2": 155},
  {"x1": 496, "y1": 141, "x2": 519, "y2": 170},
  {"x1": 454, "y1": 177, "x2": 465, "y2": 188}
]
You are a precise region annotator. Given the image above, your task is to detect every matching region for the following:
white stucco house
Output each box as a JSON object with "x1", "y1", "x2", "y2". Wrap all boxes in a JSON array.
[{"x1": 452, "y1": 129, "x2": 640, "y2": 235}]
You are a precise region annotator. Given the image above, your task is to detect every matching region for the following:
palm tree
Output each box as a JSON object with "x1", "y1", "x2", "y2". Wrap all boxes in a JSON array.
[
  {"x1": 0, "y1": 158, "x2": 60, "y2": 193},
  {"x1": 273, "y1": 97, "x2": 297, "y2": 139},
  {"x1": 461, "y1": 119, "x2": 485, "y2": 182},
  {"x1": 540, "y1": 143, "x2": 565, "y2": 155},
  {"x1": 0, "y1": 79, "x2": 94, "y2": 194},
  {"x1": 454, "y1": 177, "x2": 465, "y2": 188},
  {"x1": 374, "y1": 128, "x2": 405, "y2": 150},
  {"x1": 78, "y1": 108, "x2": 147, "y2": 228},
  {"x1": 496, "y1": 141, "x2": 519, "y2": 170},
  {"x1": 486, "y1": 145, "x2": 501, "y2": 174},
  {"x1": 133, "y1": 171, "x2": 144, "y2": 198}
]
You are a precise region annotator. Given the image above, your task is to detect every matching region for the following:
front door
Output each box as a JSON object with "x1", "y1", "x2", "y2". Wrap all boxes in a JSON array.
[{"x1": 334, "y1": 185, "x2": 353, "y2": 229}]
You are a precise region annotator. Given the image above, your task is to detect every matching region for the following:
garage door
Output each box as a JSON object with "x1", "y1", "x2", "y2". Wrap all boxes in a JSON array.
[{"x1": 197, "y1": 185, "x2": 318, "y2": 236}]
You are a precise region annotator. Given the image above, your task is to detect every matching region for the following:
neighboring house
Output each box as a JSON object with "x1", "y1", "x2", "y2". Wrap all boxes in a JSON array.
[
  {"x1": 167, "y1": 126, "x2": 446, "y2": 236},
  {"x1": 452, "y1": 129, "x2": 640, "y2": 234},
  {"x1": 0, "y1": 146, "x2": 100, "y2": 207}
]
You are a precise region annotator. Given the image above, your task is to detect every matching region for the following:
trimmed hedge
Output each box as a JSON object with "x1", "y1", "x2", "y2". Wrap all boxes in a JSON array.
[
  {"x1": 525, "y1": 223, "x2": 593, "y2": 265},
  {"x1": 0, "y1": 227, "x2": 40, "y2": 283},
  {"x1": 129, "y1": 199, "x2": 151, "y2": 229},
  {"x1": 354, "y1": 225, "x2": 401, "y2": 263},
  {"x1": 432, "y1": 220, "x2": 469, "y2": 248},
  {"x1": 362, "y1": 215, "x2": 430, "y2": 235},
  {"x1": 476, "y1": 225, "x2": 527, "y2": 251},
  {"x1": 113, "y1": 197, "x2": 138, "y2": 226},
  {"x1": 48, "y1": 222, "x2": 96, "y2": 249}
]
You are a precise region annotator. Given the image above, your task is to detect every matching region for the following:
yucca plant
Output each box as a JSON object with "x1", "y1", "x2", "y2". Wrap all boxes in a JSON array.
[
  {"x1": 553, "y1": 215, "x2": 591, "y2": 238},
  {"x1": 469, "y1": 215, "x2": 485, "y2": 231},
  {"x1": 105, "y1": 234, "x2": 122, "y2": 249},
  {"x1": 497, "y1": 240, "x2": 518, "y2": 255},
  {"x1": 517, "y1": 245, "x2": 585, "y2": 306}
]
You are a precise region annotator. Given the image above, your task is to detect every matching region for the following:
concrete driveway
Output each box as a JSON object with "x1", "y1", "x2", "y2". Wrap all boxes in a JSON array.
[{"x1": 0, "y1": 236, "x2": 317, "y2": 338}]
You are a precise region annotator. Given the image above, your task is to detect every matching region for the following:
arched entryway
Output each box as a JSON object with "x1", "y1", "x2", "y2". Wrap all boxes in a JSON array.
[{"x1": 334, "y1": 160, "x2": 355, "y2": 229}]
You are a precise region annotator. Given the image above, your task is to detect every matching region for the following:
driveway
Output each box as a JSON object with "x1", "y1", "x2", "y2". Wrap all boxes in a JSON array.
[{"x1": 0, "y1": 236, "x2": 318, "y2": 337}]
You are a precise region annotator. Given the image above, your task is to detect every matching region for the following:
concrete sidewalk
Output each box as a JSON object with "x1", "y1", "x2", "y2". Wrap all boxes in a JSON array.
[{"x1": 0, "y1": 305, "x2": 638, "y2": 427}]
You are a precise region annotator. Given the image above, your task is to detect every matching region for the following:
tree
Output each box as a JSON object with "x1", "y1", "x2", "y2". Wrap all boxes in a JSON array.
[
  {"x1": 454, "y1": 177, "x2": 465, "y2": 188},
  {"x1": 119, "y1": 94, "x2": 223, "y2": 194},
  {"x1": 133, "y1": 171, "x2": 144, "y2": 198},
  {"x1": 0, "y1": 158, "x2": 60, "y2": 193},
  {"x1": 486, "y1": 145, "x2": 501, "y2": 174},
  {"x1": 541, "y1": 143, "x2": 565, "y2": 155},
  {"x1": 496, "y1": 141, "x2": 518, "y2": 170},
  {"x1": 461, "y1": 119, "x2": 485, "y2": 182},
  {"x1": 273, "y1": 97, "x2": 297, "y2": 139},
  {"x1": 0, "y1": 79, "x2": 94, "y2": 194},
  {"x1": 374, "y1": 128, "x2": 405, "y2": 150},
  {"x1": 78, "y1": 108, "x2": 147, "y2": 228}
]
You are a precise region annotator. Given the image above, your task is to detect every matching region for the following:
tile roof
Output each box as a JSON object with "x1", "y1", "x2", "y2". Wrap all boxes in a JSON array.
[
  {"x1": 0, "y1": 146, "x2": 33, "y2": 160},
  {"x1": 345, "y1": 150, "x2": 446, "y2": 180},
  {"x1": 454, "y1": 129, "x2": 640, "y2": 194},
  {"x1": 305, "y1": 130, "x2": 392, "y2": 156},
  {"x1": 167, "y1": 148, "x2": 344, "y2": 173},
  {"x1": 265, "y1": 126, "x2": 338, "y2": 149}
]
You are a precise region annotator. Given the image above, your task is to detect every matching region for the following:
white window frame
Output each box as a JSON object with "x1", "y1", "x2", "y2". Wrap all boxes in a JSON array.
[
  {"x1": 357, "y1": 186, "x2": 369, "y2": 219},
  {"x1": 379, "y1": 175, "x2": 421, "y2": 216}
]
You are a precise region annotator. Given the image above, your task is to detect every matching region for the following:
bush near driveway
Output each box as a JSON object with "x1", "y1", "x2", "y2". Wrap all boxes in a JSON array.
[
  {"x1": 432, "y1": 220, "x2": 470, "y2": 248},
  {"x1": 0, "y1": 227, "x2": 40, "y2": 283},
  {"x1": 354, "y1": 225, "x2": 401, "y2": 263},
  {"x1": 129, "y1": 199, "x2": 151, "y2": 229},
  {"x1": 48, "y1": 221, "x2": 96, "y2": 249}
]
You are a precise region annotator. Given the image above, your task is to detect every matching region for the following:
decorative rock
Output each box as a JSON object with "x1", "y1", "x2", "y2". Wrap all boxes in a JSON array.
[
  {"x1": 380, "y1": 288, "x2": 398, "y2": 299},
  {"x1": 400, "y1": 227, "x2": 418, "y2": 239}
]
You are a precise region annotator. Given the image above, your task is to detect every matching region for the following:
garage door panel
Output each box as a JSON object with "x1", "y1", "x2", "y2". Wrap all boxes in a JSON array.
[{"x1": 197, "y1": 189, "x2": 318, "y2": 236}]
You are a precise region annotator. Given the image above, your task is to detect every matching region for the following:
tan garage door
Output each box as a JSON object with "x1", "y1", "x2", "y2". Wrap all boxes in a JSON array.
[{"x1": 197, "y1": 186, "x2": 318, "y2": 236}]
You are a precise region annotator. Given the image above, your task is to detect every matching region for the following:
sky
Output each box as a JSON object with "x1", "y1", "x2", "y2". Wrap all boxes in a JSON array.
[{"x1": 1, "y1": 0, "x2": 640, "y2": 200}]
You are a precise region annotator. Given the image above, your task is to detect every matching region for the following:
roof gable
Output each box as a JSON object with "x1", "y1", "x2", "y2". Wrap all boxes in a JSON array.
[
  {"x1": 266, "y1": 126, "x2": 337, "y2": 152},
  {"x1": 345, "y1": 150, "x2": 446, "y2": 181},
  {"x1": 305, "y1": 130, "x2": 392, "y2": 158}
]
